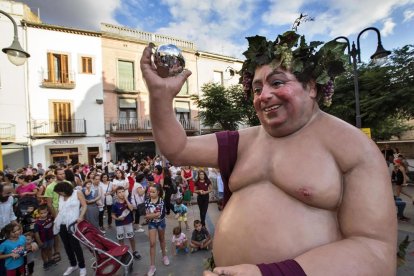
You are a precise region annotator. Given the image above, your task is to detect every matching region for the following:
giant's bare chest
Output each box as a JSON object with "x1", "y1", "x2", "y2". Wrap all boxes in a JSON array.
[{"x1": 229, "y1": 136, "x2": 343, "y2": 210}]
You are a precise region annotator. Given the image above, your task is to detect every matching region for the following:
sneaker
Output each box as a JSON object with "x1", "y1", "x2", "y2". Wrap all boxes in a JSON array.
[
  {"x1": 135, "y1": 227, "x2": 145, "y2": 233},
  {"x1": 43, "y1": 262, "x2": 50, "y2": 271},
  {"x1": 100, "y1": 227, "x2": 106, "y2": 234},
  {"x1": 133, "y1": 251, "x2": 142, "y2": 260},
  {"x1": 147, "y1": 265, "x2": 156, "y2": 276},
  {"x1": 79, "y1": 268, "x2": 87, "y2": 276},
  {"x1": 163, "y1": 255, "x2": 170, "y2": 266},
  {"x1": 63, "y1": 266, "x2": 78, "y2": 275},
  {"x1": 399, "y1": 216, "x2": 410, "y2": 222}
]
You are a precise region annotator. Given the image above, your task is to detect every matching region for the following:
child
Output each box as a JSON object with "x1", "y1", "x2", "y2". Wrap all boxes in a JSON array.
[
  {"x1": 24, "y1": 232, "x2": 38, "y2": 276},
  {"x1": 82, "y1": 180, "x2": 94, "y2": 201},
  {"x1": 0, "y1": 222, "x2": 27, "y2": 275},
  {"x1": 111, "y1": 186, "x2": 142, "y2": 260},
  {"x1": 145, "y1": 184, "x2": 169, "y2": 276},
  {"x1": 171, "y1": 226, "x2": 189, "y2": 255},
  {"x1": 33, "y1": 205, "x2": 55, "y2": 270},
  {"x1": 190, "y1": 220, "x2": 212, "y2": 252},
  {"x1": 174, "y1": 198, "x2": 190, "y2": 231}
]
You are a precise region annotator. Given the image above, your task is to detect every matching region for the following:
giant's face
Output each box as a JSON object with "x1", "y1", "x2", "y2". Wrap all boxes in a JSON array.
[{"x1": 251, "y1": 65, "x2": 317, "y2": 137}]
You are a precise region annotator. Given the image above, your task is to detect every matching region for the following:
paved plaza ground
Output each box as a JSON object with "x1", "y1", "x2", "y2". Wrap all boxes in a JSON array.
[{"x1": 27, "y1": 189, "x2": 414, "y2": 276}]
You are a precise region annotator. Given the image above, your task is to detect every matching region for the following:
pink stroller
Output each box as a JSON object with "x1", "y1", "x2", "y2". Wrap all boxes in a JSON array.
[{"x1": 70, "y1": 220, "x2": 133, "y2": 276}]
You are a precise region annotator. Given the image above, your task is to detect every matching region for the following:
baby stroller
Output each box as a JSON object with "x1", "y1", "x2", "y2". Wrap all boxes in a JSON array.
[
  {"x1": 16, "y1": 196, "x2": 38, "y2": 233},
  {"x1": 70, "y1": 220, "x2": 133, "y2": 276}
]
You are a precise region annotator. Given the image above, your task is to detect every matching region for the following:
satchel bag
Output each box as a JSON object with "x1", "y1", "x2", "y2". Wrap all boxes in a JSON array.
[{"x1": 104, "y1": 183, "x2": 113, "y2": 205}]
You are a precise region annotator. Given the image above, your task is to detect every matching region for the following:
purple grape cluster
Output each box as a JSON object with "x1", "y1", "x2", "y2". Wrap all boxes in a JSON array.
[
  {"x1": 322, "y1": 79, "x2": 334, "y2": 107},
  {"x1": 242, "y1": 71, "x2": 253, "y2": 99}
]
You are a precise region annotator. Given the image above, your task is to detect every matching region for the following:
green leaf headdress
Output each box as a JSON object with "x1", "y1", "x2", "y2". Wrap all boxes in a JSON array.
[{"x1": 239, "y1": 31, "x2": 349, "y2": 107}]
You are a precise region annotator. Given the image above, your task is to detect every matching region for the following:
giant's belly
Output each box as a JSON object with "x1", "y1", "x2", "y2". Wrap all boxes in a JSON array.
[{"x1": 212, "y1": 183, "x2": 342, "y2": 266}]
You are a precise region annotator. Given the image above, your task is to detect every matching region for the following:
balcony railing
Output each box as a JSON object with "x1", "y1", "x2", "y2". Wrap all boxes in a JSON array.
[
  {"x1": 101, "y1": 23, "x2": 196, "y2": 50},
  {"x1": 0, "y1": 123, "x2": 16, "y2": 141},
  {"x1": 107, "y1": 118, "x2": 199, "y2": 133},
  {"x1": 40, "y1": 70, "x2": 76, "y2": 89},
  {"x1": 32, "y1": 119, "x2": 86, "y2": 137}
]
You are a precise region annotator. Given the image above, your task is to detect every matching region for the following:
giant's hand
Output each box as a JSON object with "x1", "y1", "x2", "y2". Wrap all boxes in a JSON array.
[
  {"x1": 203, "y1": 264, "x2": 262, "y2": 276},
  {"x1": 140, "y1": 44, "x2": 192, "y2": 101}
]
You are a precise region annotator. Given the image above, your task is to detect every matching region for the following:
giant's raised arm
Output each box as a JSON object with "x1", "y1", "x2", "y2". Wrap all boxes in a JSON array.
[{"x1": 140, "y1": 45, "x2": 219, "y2": 168}]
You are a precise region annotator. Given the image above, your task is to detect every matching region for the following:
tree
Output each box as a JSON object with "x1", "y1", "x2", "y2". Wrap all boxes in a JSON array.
[
  {"x1": 322, "y1": 45, "x2": 414, "y2": 140},
  {"x1": 191, "y1": 83, "x2": 260, "y2": 131}
]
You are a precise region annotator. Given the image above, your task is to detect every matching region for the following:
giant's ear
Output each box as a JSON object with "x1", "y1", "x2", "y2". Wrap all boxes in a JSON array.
[{"x1": 307, "y1": 80, "x2": 317, "y2": 99}]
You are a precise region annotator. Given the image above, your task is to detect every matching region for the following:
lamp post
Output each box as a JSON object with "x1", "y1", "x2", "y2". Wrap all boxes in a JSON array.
[
  {"x1": 0, "y1": 9, "x2": 30, "y2": 65},
  {"x1": 335, "y1": 27, "x2": 391, "y2": 129}
]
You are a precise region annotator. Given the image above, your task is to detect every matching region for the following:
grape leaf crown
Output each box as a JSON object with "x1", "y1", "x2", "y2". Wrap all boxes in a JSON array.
[{"x1": 239, "y1": 31, "x2": 349, "y2": 106}]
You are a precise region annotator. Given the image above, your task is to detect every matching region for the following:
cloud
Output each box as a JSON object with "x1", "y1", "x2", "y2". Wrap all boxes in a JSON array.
[
  {"x1": 19, "y1": 0, "x2": 121, "y2": 30},
  {"x1": 153, "y1": 0, "x2": 257, "y2": 58},
  {"x1": 381, "y1": 18, "x2": 395, "y2": 36},
  {"x1": 262, "y1": 0, "x2": 414, "y2": 38},
  {"x1": 404, "y1": 10, "x2": 414, "y2": 22}
]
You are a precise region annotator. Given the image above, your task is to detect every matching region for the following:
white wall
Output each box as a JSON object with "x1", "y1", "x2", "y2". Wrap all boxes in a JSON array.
[
  {"x1": 0, "y1": 1, "x2": 29, "y2": 144},
  {"x1": 26, "y1": 27, "x2": 104, "y2": 136}
]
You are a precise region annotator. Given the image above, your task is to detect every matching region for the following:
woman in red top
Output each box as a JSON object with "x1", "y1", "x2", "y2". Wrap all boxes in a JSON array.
[
  {"x1": 181, "y1": 166, "x2": 194, "y2": 193},
  {"x1": 152, "y1": 165, "x2": 164, "y2": 187},
  {"x1": 194, "y1": 170, "x2": 212, "y2": 227}
]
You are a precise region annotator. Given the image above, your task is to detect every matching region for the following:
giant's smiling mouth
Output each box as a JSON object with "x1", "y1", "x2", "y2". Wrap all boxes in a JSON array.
[{"x1": 264, "y1": 105, "x2": 281, "y2": 113}]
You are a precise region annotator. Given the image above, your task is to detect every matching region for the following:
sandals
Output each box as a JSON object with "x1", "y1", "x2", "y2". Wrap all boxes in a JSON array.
[{"x1": 52, "y1": 252, "x2": 61, "y2": 262}]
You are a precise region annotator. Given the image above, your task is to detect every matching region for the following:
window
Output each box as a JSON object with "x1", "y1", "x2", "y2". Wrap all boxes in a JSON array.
[
  {"x1": 81, "y1": 56, "x2": 93, "y2": 74},
  {"x1": 118, "y1": 60, "x2": 135, "y2": 91},
  {"x1": 177, "y1": 80, "x2": 189, "y2": 96},
  {"x1": 119, "y1": 98, "x2": 137, "y2": 129},
  {"x1": 175, "y1": 101, "x2": 190, "y2": 127},
  {"x1": 52, "y1": 102, "x2": 72, "y2": 132},
  {"x1": 213, "y1": 71, "x2": 223, "y2": 85},
  {"x1": 47, "y1": 52, "x2": 69, "y2": 83}
]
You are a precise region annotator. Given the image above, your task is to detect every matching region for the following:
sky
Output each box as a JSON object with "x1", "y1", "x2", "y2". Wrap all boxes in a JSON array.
[{"x1": 19, "y1": 0, "x2": 414, "y2": 61}]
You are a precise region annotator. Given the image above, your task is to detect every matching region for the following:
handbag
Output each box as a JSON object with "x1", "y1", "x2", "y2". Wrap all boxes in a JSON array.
[
  {"x1": 133, "y1": 193, "x2": 146, "y2": 216},
  {"x1": 137, "y1": 203, "x2": 146, "y2": 216},
  {"x1": 104, "y1": 183, "x2": 113, "y2": 205}
]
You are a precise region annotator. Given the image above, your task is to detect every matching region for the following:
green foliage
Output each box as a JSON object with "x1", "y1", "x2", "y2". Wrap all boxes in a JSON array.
[
  {"x1": 191, "y1": 83, "x2": 259, "y2": 131},
  {"x1": 322, "y1": 45, "x2": 414, "y2": 140}
]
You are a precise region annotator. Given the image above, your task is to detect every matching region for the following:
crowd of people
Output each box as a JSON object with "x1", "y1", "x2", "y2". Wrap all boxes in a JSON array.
[{"x1": 0, "y1": 156, "x2": 223, "y2": 276}]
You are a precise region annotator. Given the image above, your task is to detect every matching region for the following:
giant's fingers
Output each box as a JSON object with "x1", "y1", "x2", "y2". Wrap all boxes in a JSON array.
[{"x1": 140, "y1": 44, "x2": 156, "y2": 75}]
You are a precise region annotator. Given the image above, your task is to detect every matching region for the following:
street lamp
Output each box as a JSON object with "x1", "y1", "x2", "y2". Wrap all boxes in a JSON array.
[
  {"x1": 335, "y1": 27, "x2": 391, "y2": 129},
  {"x1": 0, "y1": 9, "x2": 30, "y2": 66}
]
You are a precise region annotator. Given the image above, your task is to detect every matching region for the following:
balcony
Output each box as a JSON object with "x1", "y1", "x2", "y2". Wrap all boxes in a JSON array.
[
  {"x1": 0, "y1": 123, "x2": 16, "y2": 141},
  {"x1": 32, "y1": 119, "x2": 86, "y2": 137},
  {"x1": 107, "y1": 118, "x2": 199, "y2": 134},
  {"x1": 40, "y1": 70, "x2": 76, "y2": 89}
]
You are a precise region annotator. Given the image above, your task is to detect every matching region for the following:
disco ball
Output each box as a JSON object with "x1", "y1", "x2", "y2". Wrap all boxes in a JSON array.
[{"x1": 153, "y1": 44, "x2": 185, "y2": 78}]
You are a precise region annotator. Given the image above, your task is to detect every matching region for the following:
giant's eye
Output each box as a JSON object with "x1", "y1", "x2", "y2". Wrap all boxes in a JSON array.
[
  {"x1": 271, "y1": 80, "x2": 284, "y2": 87},
  {"x1": 253, "y1": 86, "x2": 262, "y2": 95}
]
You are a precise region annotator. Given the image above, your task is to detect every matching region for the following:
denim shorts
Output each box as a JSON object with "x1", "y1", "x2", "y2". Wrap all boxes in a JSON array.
[{"x1": 148, "y1": 219, "x2": 166, "y2": 230}]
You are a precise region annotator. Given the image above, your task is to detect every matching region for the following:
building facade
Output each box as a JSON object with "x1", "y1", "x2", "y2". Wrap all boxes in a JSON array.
[
  {"x1": 101, "y1": 23, "x2": 242, "y2": 162},
  {"x1": 24, "y1": 22, "x2": 105, "y2": 167}
]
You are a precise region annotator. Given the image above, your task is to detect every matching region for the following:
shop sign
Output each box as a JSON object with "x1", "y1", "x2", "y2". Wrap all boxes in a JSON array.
[{"x1": 52, "y1": 139, "x2": 75, "y2": 145}]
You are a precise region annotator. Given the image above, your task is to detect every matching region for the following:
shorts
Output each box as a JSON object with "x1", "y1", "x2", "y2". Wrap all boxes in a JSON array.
[
  {"x1": 6, "y1": 264, "x2": 25, "y2": 276},
  {"x1": 40, "y1": 239, "x2": 54, "y2": 249},
  {"x1": 148, "y1": 219, "x2": 166, "y2": 230},
  {"x1": 178, "y1": 213, "x2": 187, "y2": 222},
  {"x1": 116, "y1": 224, "x2": 134, "y2": 240}
]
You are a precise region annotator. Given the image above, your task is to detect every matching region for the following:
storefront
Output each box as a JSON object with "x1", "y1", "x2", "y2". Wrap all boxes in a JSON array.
[
  {"x1": 115, "y1": 141, "x2": 156, "y2": 162},
  {"x1": 32, "y1": 137, "x2": 106, "y2": 167}
]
